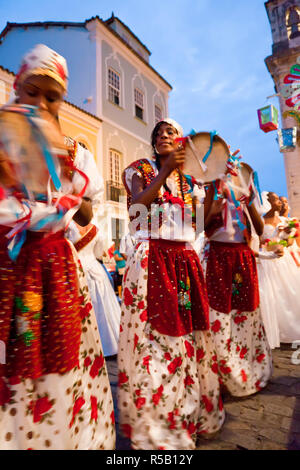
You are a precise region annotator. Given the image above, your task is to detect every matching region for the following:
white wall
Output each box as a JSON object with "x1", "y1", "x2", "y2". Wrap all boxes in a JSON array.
[{"x1": 0, "y1": 26, "x2": 97, "y2": 115}]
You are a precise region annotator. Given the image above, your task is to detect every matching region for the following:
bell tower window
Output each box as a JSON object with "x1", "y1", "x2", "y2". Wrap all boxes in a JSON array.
[{"x1": 286, "y1": 6, "x2": 300, "y2": 39}]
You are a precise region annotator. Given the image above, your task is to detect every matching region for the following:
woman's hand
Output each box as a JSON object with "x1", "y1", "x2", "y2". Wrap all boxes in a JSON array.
[
  {"x1": 0, "y1": 157, "x2": 18, "y2": 188},
  {"x1": 274, "y1": 245, "x2": 285, "y2": 257},
  {"x1": 164, "y1": 148, "x2": 186, "y2": 173},
  {"x1": 73, "y1": 197, "x2": 93, "y2": 226},
  {"x1": 209, "y1": 198, "x2": 225, "y2": 217}
]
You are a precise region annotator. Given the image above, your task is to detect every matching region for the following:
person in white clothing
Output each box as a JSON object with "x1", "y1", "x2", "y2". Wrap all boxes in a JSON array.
[
  {"x1": 259, "y1": 192, "x2": 300, "y2": 345},
  {"x1": 68, "y1": 220, "x2": 121, "y2": 357},
  {"x1": 119, "y1": 232, "x2": 136, "y2": 260}
]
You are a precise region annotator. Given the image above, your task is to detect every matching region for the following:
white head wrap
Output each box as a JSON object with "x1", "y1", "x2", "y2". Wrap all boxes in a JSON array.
[
  {"x1": 14, "y1": 44, "x2": 68, "y2": 92},
  {"x1": 160, "y1": 118, "x2": 183, "y2": 137}
]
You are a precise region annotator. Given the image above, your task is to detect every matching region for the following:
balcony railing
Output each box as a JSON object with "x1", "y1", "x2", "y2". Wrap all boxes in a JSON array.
[{"x1": 106, "y1": 180, "x2": 126, "y2": 202}]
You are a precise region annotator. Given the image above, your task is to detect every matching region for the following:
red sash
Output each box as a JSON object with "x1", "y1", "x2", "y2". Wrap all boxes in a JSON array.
[
  {"x1": 74, "y1": 224, "x2": 98, "y2": 252},
  {"x1": 206, "y1": 241, "x2": 259, "y2": 314},
  {"x1": 0, "y1": 227, "x2": 82, "y2": 386},
  {"x1": 147, "y1": 239, "x2": 210, "y2": 336}
]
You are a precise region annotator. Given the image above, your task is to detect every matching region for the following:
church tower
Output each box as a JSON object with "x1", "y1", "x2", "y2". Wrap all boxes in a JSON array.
[{"x1": 265, "y1": 0, "x2": 300, "y2": 217}]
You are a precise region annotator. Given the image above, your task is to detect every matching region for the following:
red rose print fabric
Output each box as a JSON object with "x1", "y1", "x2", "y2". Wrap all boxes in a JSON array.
[
  {"x1": 0, "y1": 243, "x2": 115, "y2": 450},
  {"x1": 209, "y1": 306, "x2": 272, "y2": 397},
  {"x1": 0, "y1": 228, "x2": 82, "y2": 381},
  {"x1": 147, "y1": 239, "x2": 210, "y2": 336},
  {"x1": 118, "y1": 240, "x2": 225, "y2": 450},
  {"x1": 206, "y1": 241, "x2": 259, "y2": 314}
]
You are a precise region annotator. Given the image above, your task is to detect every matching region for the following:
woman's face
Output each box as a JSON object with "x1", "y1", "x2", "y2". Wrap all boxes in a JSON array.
[
  {"x1": 268, "y1": 192, "x2": 282, "y2": 212},
  {"x1": 17, "y1": 74, "x2": 64, "y2": 118},
  {"x1": 280, "y1": 197, "x2": 289, "y2": 215},
  {"x1": 155, "y1": 123, "x2": 179, "y2": 156}
]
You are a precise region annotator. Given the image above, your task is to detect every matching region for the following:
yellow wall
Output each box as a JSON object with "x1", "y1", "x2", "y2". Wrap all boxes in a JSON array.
[
  {"x1": 59, "y1": 106, "x2": 100, "y2": 162},
  {"x1": 0, "y1": 69, "x2": 101, "y2": 165}
]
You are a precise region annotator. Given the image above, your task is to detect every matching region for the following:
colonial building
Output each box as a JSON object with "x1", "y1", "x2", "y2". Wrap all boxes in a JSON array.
[
  {"x1": 0, "y1": 14, "x2": 172, "y2": 246},
  {"x1": 265, "y1": 0, "x2": 300, "y2": 217}
]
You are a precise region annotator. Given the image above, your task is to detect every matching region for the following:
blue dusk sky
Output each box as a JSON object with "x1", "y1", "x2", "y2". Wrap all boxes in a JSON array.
[{"x1": 0, "y1": 0, "x2": 288, "y2": 196}]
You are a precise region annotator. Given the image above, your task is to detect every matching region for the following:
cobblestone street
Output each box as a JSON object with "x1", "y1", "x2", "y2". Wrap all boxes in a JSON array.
[{"x1": 106, "y1": 345, "x2": 300, "y2": 450}]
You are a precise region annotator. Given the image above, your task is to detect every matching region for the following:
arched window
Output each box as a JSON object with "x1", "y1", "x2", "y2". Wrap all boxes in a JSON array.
[
  {"x1": 134, "y1": 88, "x2": 144, "y2": 121},
  {"x1": 107, "y1": 149, "x2": 124, "y2": 202},
  {"x1": 154, "y1": 104, "x2": 162, "y2": 124},
  {"x1": 108, "y1": 68, "x2": 121, "y2": 106},
  {"x1": 286, "y1": 6, "x2": 300, "y2": 39}
]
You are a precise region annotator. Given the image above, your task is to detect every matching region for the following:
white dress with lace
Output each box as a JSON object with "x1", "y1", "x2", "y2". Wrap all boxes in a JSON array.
[
  {"x1": 258, "y1": 223, "x2": 300, "y2": 345},
  {"x1": 68, "y1": 224, "x2": 121, "y2": 357}
]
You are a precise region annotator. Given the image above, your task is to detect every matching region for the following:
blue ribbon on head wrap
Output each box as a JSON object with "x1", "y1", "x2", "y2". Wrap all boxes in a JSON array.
[{"x1": 203, "y1": 130, "x2": 218, "y2": 163}]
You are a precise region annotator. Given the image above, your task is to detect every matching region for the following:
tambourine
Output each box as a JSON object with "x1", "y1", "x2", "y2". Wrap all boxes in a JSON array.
[
  {"x1": 0, "y1": 104, "x2": 66, "y2": 195},
  {"x1": 183, "y1": 131, "x2": 230, "y2": 183},
  {"x1": 227, "y1": 161, "x2": 253, "y2": 200}
]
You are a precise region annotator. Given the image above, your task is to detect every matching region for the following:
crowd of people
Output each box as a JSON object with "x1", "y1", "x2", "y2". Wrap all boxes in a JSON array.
[{"x1": 0, "y1": 44, "x2": 299, "y2": 450}]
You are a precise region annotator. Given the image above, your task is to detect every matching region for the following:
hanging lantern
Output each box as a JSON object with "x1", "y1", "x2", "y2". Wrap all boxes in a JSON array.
[
  {"x1": 257, "y1": 105, "x2": 279, "y2": 132},
  {"x1": 277, "y1": 127, "x2": 297, "y2": 152}
]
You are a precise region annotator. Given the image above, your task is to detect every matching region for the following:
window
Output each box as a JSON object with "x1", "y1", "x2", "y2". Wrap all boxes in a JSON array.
[
  {"x1": 109, "y1": 149, "x2": 121, "y2": 185},
  {"x1": 108, "y1": 68, "x2": 121, "y2": 106},
  {"x1": 286, "y1": 6, "x2": 300, "y2": 39},
  {"x1": 111, "y1": 217, "x2": 125, "y2": 244},
  {"x1": 154, "y1": 104, "x2": 162, "y2": 124},
  {"x1": 107, "y1": 149, "x2": 125, "y2": 202},
  {"x1": 134, "y1": 88, "x2": 144, "y2": 121}
]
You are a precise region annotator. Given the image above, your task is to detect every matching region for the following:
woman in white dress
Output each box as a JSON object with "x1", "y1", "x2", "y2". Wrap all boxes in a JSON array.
[
  {"x1": 0, "y1": 44, "x2": 115, "y2": 450},
  {"x1": 259, "y1": 192, "x2": 300, "y2": 345},
  {"x1": 204, "y1": 175, "x2": 272, "y2": 397},
  {"x1": 118, "y1": 119, "x2": 225, "y2": 450},
  {"x1": 280, "y1": 196, "x2": 300, "y2": 268},
  {"x1": 68, "y1": 221, "x2": 121, "y2": 357}
]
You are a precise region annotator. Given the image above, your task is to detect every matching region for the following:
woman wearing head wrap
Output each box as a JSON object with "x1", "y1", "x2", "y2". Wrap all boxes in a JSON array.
[
  {"x1": 203, "y1": 167, "x2": 272, "y2": 397},
  {"x1": 257, "y1": 191, "x2": 300, "y2": 347},
  {"x1": 118, "y1": 119, "x2": 225, "y2": 450},
  {"x1": 0, "y1": 44, "x2": 115, "y2": 450},
  {"x1": 67, "y1": 218, "x2": 121, "y2": 358}
]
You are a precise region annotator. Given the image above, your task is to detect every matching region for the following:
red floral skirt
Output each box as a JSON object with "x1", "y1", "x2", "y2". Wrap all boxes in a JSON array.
[
  {"x1": 0, "y1": 226, "x2": 82, "y2": 381},
  {"x1": 147, "y1": 239, "x2": 210, "y2": 336},
  {"x1": 206, "y1": 241, "x2": 259, "y2": 314}
]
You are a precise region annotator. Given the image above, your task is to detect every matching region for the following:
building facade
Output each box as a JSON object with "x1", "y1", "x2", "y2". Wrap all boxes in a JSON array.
[
  {"x1": 0, "y1": 15, "x2": 172, "y2": 247},
  {"x1": 265, "y1": 0, "x2": 300, "y2": 217}
]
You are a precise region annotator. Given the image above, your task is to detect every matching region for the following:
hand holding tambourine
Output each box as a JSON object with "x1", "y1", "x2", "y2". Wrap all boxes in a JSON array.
[{"x1": 0, "y1": 105, "x2": 67, "y2": 195}]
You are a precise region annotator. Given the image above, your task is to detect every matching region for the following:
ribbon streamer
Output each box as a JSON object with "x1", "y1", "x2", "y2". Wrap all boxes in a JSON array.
[
  {"x1": 202, "y1": 130, "x2": 218, "y2": 163},
  {"x1": 252, "y1": 171, "x2": 263, "y2": 205},
  {"x1": 187, "y1": 136, "x2": 208, "y2": 173}
]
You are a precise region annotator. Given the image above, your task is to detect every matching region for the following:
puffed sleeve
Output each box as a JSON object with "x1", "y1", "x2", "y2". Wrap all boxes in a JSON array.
[
  {"x1": 93, "y1": 231, "x2": 105, "y2": 259},
  {"x1": 73, "y1": 144, "x2": 104, "y2": 207},
  {"x1": 123, "y1": 166, "x2": 142, "y2": 194}
]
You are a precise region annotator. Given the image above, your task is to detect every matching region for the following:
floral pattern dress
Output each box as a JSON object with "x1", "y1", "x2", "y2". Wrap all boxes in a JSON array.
[
  {"x1": 0, "y1": 242, "x2": 116, "y2": 450},
  {"x1": 205, "y1": 232, "x2": 273, "y2": 397},
  {"x1": 118, "y1": 159, "x2": 225, "y2": 450}
]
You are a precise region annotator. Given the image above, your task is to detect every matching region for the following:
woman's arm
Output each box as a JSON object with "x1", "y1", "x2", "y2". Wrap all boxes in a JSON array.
[
  {"x1": 246, "y1": 202, "x2": 264, "y2": 236},
  {"x1": 114, "y1": 252, "x2": 124, "y2": 262},
  {"x1": 73, "y1": 197, "x2": 93, "y2": 226},
  {"x1": 131, "y1": 150, "x2": 185, "y2": 207},
  {"x1": 204, "y1": 183, "x2": 225, "y2": 229}
]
